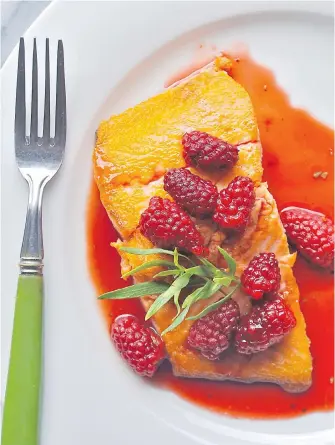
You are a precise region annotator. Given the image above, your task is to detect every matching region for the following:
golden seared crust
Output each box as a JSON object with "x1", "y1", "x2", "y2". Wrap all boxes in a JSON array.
[
  {"x1": 94, "y1": 60, "x2": 312, "y2": 392},
  {"x1": 101, "y1": 178, "x2": 169, "y2": 239},
  {"x1": 94, "y1": 68, "x2": 261, "y2": 239},
  {"x1": 94, "y1": 70, "x2": 258, "y2": 187}
]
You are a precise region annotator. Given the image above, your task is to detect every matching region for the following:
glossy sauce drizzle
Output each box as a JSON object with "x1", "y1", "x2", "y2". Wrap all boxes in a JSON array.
[{"x1": 87, "y1": 53, "x2": 334, "y2": 418}]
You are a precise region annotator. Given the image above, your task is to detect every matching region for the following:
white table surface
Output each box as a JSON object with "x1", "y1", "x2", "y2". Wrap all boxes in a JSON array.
[{"x1": 1, "y1": 1, "x2": 50, "y2": 66}]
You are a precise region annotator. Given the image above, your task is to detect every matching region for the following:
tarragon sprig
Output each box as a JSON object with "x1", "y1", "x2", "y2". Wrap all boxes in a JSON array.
[{"x1": 98, "y1": 246, "x2": 240, "y2": 335}]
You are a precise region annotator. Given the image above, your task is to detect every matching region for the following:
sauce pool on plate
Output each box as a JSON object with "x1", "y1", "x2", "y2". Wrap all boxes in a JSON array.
[{"x1": 87, "y1": 53, "x2": 334, "y2": 418}]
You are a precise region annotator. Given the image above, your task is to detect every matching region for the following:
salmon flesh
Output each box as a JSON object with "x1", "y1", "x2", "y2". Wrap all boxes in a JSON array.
[{"x1": 93, "y1": 59, "x2": 312, "y2": 392}]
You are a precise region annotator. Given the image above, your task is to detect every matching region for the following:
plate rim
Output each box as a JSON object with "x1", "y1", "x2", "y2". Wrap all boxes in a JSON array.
[{"x1": 1, "y1": 2, "x2": 334, "y2": 444}]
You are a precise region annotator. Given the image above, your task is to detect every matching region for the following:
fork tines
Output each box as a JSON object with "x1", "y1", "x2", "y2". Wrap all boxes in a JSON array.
[{"x1": 15, "y1": 38, "x2": 66, "y2": 148}]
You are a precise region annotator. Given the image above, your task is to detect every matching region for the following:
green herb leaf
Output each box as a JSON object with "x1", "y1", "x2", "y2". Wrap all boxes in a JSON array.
[
  {"x1": 199, "y1": 281, "x2": 222, "y2": 301},
  {"x1": 122, "y1": 260, "x2": 175, "y2": 278},
  {"x1": 120, "y1": 246, "x2": 194, "y2": 264},
  {"x1": 173, "y1": 248, "x2": 184, "y2": 269},
  {"x1": 161, "y1": 307, "x2": 190, "y2": 336},
  {"x1": 187, "y1": 285, "x2": 239, "y2": 320},
  {"x1": 186, "y1": 265, "x2": 211, "y2": 278},
  {"x1": 213, "y1": 276, "x2": 234, "y2": 287},
  {"x1": 98, "y1": 282, "x2": 170, "y2": 300},
  {"x1": 185, "y1": 282, "x2": 222, "y2": 318},
  {"x1": 188, "y1": 277, "x2": 206, "y2": 287},
  {"x1": 182, "y1": 286, "x2": 206, "y2": 309},
  {"x1": 120, "y1": 247, "x2": 175, "y2": 256},
  {"x1": 217, "y1": 247, "x2": 236, "y2": 276},
  {"x1": 145, "y1": 273, "x2": 191, "y2": 320},
  {"x1": 199, "y1": 257, "x2": 218, "y2": 276},
  {"x1": 182, "y1": 280, "x2": 222, "y2": 309},
  {"x1": 173, "y1": 289, "x2": 181, "y2": 317},
  {"x1": 153, "y1": 269, "x2": 181, "y2": 278}
]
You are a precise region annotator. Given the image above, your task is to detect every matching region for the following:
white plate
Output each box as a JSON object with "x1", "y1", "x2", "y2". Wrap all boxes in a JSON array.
[{"x1": 1, "y1": 1, "x2": 334, "y2": 444}]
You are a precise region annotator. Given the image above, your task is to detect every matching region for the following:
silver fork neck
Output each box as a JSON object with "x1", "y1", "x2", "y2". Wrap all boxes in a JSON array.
[
  {"x1": 20, "y1": 258, "x2": 44, "y2": 275},
  {"x1": 19, "y1": 175, "x2": 48, "y2": 275}
]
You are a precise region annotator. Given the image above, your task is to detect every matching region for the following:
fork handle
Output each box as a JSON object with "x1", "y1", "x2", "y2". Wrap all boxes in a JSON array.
[{"x1": 1, "y1": 275, "x2": 43, "y2": 445}]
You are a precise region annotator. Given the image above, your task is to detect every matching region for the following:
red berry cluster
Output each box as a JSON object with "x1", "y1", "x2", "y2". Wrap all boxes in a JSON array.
[
  {"x1": 188, "y1": 300, "x2": 240, "y2": 360},
  {"x1": 182, "y1": 131, "x2": 239, "y2": 170},
  {"x1": 187, "y1": 251, "x2": 295, "y2": 358},
  {"x1": 235, "y1": 298, "x2": 296, "y2": 355},
  {"x1": 139, "y1": 196, "x2": 206, "y2": 256},
  {"x1": 111, "y1": 123, "x2": 330, "y2": 374},
  {"x1": 241, "y1": 252, "x2": 281, "y2": 300},
  {"x1": 213, "y1": 176, "x2": 255, "y2": 231},
  {"x1": 139, "y1": 131, "x2": 257, "y2": 253},
  {"x1": 188, "y1": 295, "x2": 296, "y2": 359},
  {"x1": 111, "y1": 252, "x2": 295, "y2": 371},
  {"x1": 281, "y1": 207, "x2": 334, "y2": 270},
  {"x1": 111, "y1": 315, "x2": 165, "y2": 377},
  {"x1": 164, "y1": 168, "x2": 218, "y2": 218}
]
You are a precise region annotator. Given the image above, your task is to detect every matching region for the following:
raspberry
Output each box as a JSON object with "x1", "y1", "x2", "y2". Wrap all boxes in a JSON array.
[
  {"x1": 111, "y1": 314, "x2": 165, "y2": 377},
  {"x1": 213, "y1": 176, "x2": 255, "y2": 231},
  {"x1": 163, "y1": 168, "x2": 218, "y2": 218},
  {"x1": 182, "y1": 131, "x2": 239, "y2": 170},
  {"x1": 281, "y1": 207, "x2": 334, "y2": 269},
  {"x1": 139, "y1": 196, "x2": 206, "y2": 255},
  {"x1": 241, "y1": 253, "x2": 281, "y2": 300},
  {"x1": 235, "y1": 299, "x2": 296, "y2": 355},
  {"x1": 188, "y1": 300, "x2": 240, "y2": 360}
]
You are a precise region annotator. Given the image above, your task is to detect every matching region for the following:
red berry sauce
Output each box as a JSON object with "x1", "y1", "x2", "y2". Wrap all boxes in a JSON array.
[{"x1": 87, "y1": 51, "x2": 334, "y2": 418}]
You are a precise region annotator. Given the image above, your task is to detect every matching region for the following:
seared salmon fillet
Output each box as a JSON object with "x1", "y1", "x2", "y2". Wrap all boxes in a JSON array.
[{"x1": 93, "y1": 59, "x2": 312, "y2": 392}]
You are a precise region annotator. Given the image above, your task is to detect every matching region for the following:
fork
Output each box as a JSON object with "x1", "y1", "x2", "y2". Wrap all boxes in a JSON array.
[{"x1": 1, "y1": 38, "x2": 66, "y2": 445}]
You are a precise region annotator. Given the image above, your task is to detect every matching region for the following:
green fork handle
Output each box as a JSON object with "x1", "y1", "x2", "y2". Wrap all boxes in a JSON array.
[{"x1": 2, "y1": 274, "x2": 43, "y2": 445}]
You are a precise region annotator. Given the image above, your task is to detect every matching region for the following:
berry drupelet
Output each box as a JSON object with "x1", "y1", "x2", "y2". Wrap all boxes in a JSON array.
[
  {"x1": 163, "y1": 168, "x2": 218, "y2": 218},
  {"x1": 241, "y1": 252, "x2": 281, "y2": 300},
  {"x1": 235, "y1": 298, "x2": 296, "y2": 355},
  {"x1": 281, "y1": 207, "x2": 334, "y2": 270},
  {"x1": 213, "y1": 176, "x2": 255, "y2": 231},
  {"x1": 188, "y1": 300, "x2": 240, "y2": 360},
  {"x1": 139, "y1": 196, "x2": 206, "y2": 255},
  {"x1": 182, "y1": 131, "x2": 239, "y2": 170},
  {"x1": 111, "y1": 315, "x2": 165, "y2": 377}
]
